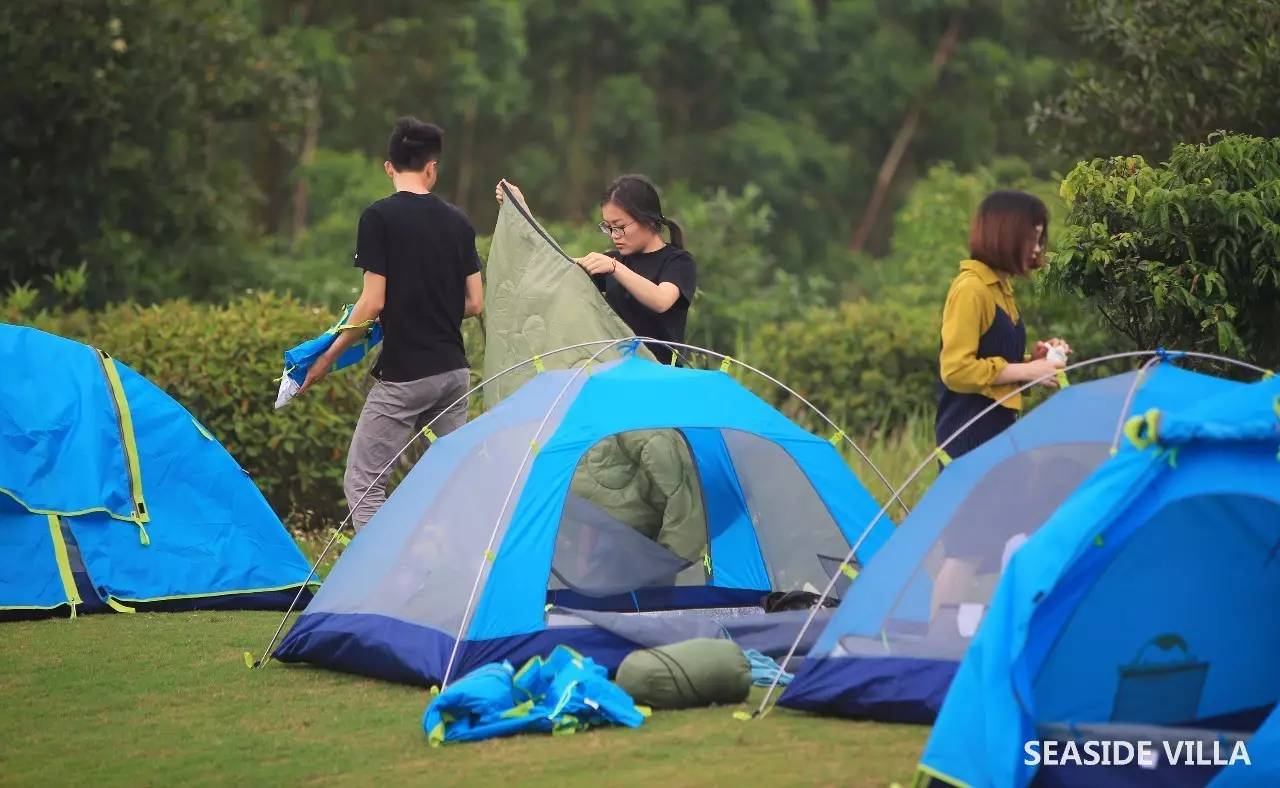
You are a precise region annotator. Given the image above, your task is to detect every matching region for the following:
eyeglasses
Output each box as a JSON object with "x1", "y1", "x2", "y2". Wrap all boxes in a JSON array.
[{"x1": 598, "y1": 220, "x2": 635, "y2": 238}]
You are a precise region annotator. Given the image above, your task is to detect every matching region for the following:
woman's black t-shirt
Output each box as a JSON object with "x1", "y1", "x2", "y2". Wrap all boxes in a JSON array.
[{"x1": 597, "y1": 245, "x2": 697, "y2": 364}]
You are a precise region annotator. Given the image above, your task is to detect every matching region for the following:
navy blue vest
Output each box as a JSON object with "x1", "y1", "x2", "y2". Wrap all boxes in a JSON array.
[{"x1": 935, "y1": 305, "x2": 1025, "y2": 460}]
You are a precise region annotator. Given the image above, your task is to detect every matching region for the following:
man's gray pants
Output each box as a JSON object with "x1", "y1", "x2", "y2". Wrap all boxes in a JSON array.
[{"x1": 344, "y1": 367, "x2": 470, "y2": 529}]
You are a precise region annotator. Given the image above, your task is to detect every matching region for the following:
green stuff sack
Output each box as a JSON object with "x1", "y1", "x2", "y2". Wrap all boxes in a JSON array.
[{"x1": 614, "y1": 638, "x2": 751, "y2": 710}]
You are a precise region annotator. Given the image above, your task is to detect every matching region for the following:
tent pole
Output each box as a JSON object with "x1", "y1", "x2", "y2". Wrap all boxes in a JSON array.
[
  {"x1": 440, "y1": 338, "x2": 637, "y2": 689},
  {"x1": 753, "y1": 347, "x2": 1271, "y2": 717},
  {"x1": 248, "y1": 340, "x2": 632, "y2": 669}
]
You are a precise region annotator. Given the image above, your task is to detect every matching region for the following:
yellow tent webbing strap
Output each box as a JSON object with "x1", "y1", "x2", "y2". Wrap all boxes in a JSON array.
[
  {"x1": 719, "y1": 357, "x2": 733, "y2": 373},
  {"x1": 1124, "y1": 408, "x2": 1161, "y2": 451},
  {"x1": 46, "y1": 515, "x2": 82, "y2": 618},
  {"x1": 702, "y1": 552, "x2": 713, "y2": 577},
  {"x1": 1056, "y1": 370, "x2": 1071, "y2": 389},
  {"x1": 335, "y1": 319, "x2": 376, "y2": 333},
  {"x1": 668, "y1": 352, "x2": 678, "y2": 366},
  {"x1": 935, "y1": 447, "x2": 953, "y2": 467},
  {"x1": 421, "y1": 427, "x2": 438, "y2": 443},
  {"x1": 532, "y1": 355, "x2": 546, "y2": 373},
  {"x1": 1263, "y1": 370, "x2": 1275, "y2": 380},
  {"x1": 840, "y1": 562, "x2": 860, "y2": 581},
  {"x1": 105, "y1": 597, "x2": 136, "y2": 614},
  {"x1": 330, "y1": 529, "x2": 351, "y2": 547},
  {"x1": 828, "y1": 429, "x2": 846, "y2": 448},
  {"x1": 95, "y1": 349, "x2": 149, "y2": 524}
]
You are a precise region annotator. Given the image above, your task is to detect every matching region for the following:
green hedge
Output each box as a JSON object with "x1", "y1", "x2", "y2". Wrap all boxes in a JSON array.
[
  {"x1": 746, "y1": 300, "x2": 939, "y2": 434},
  {"x1": 6, "y1": 290, "x2": 939, "y2": 528},
  {"x1": 9, "y1": 293, "x2": 479, "y2": 528}
]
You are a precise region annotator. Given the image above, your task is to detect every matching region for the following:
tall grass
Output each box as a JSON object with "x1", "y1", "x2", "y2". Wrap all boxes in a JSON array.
[{"x1": 844, "y1": 413, "x2": 938, "y2": 523}]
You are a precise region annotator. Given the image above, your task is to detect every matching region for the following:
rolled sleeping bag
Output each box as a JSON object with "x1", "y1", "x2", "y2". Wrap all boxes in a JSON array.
[{"x1": 614, "y1": 638, "x2": 752, "y2": 710}]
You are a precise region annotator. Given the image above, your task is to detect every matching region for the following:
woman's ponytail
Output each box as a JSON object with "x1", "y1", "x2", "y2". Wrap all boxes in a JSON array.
[{"x1": 663, "y1": 216, "x2": 685, "y2": 249}]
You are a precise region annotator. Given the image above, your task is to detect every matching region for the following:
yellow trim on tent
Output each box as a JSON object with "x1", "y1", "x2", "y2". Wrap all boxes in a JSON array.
[
  {"x1": 95, "y1": 350, "x2": 149, "y2": 524},
  {"x1": 105, "y1": 597, "x2": 136, "y2": 614},
  {"x1": 912, "y1": 764, "x2": 973, "y2": 788},
  {"x1": 111, "y1": 581, "x2": 320, "y2": 604},
  {"x1": 46, "y1": 515, "x2": 83, "y2": 617},
  {"x1": 0, "y1": 487, "x2": 142, "y2": 524}
]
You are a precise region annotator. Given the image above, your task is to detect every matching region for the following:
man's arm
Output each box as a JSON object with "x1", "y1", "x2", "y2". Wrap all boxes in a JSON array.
[
  {"x1": 299, "y1": 271, "x2": 386, "y2": 393},
  {"x1": 463, "y1": 272, "x2": 483, "y2": 318}
]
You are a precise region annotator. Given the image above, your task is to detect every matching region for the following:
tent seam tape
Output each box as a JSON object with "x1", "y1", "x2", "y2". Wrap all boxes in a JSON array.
[
  {"x1": 94, "y1": 349, "x2": 149, "y2": 523},
  {"x1": 46, "y1": 515, "x2": 83, "y2": 611}
]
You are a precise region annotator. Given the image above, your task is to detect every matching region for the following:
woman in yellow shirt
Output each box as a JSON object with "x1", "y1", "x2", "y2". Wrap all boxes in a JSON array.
[{"x1": 936, "y1": 191, "x2": 1069, "y2": 461}]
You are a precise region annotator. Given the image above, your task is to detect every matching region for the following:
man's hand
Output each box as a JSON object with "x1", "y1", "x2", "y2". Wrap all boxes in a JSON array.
[{"x1": 298, "y1": 353, "x2": 335, "y2": 396}]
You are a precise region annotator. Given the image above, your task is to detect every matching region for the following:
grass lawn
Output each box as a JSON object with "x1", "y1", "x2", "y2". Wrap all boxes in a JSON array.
[{"x1": 0, "y1": 611, "x2": 929, "y2": 786}]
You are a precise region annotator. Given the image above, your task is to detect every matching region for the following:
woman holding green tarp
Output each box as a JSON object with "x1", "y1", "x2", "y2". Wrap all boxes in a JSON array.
[
  {"x1": 497, "y1": 175, "x2": 697, "y2": 364},
  {"x1": 494, "y1": 175, "x2": 706, "y2": 569}
]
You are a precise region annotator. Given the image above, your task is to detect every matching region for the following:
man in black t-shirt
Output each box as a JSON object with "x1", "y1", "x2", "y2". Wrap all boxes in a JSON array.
[{"x1": 299, "y1": 117, "x2": 483, "y2": 529}]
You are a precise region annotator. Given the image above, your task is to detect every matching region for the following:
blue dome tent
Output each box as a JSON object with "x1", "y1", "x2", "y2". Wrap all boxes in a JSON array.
[
  {"x1": 274, "y1": 352, "x2": 896, "y2": 686},
  {"x1": 0, "y1": 325, "x2": 315, "y2": 618},
  {"x1": 780, "y1": 362, "x2": 1249, "y2": 723},
  {"x1": 917, "y1": 374, "x2": 1280, "y2": 787}
]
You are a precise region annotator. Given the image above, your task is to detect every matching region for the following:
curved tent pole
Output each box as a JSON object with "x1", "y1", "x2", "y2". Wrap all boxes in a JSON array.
[
  {"x1": 1108, "y1": 356, "x2": 1164, "y2": 456},
  {"x1": 638, "y1": 339, "x2": 910, "y2": 520},
  {"x1": 752, "y1": 348, "x2": 1271, "y2": 717},
  {"x1": 438, "y1": 335, "x2": 909, "y2": 687},
  {"x1": 250, "y1": 335, "x2": 910, "y2": 670},
  {"x1": 440, "y1": 337, "x2": 638, "y2": 688},
  {"x1": 247, "y1": 339, "x2": 636, "y2": 669}
]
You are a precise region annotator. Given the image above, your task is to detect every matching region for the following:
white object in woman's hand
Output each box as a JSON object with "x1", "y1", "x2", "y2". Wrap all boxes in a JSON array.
[{"x1": 575, "y1": 252, "x2": 617, "y2": 276}]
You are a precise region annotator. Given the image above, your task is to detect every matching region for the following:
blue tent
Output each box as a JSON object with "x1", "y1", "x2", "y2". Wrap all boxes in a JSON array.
[
  {"x1": 918, "y1": 374, "x2": 1280, "y2": 787},
  {"x1": 275, "y1": 354, "x2": 895, "y2": 685},
  {"x1": 0, "y1": 325, "x2": 315, "y2": 618},
  {"x1": 781, "y1": 364, "x2": 1247, "y2": 723}
]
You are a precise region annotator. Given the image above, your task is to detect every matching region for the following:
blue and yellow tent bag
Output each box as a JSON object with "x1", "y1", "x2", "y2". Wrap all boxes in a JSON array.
[{"x1": 275, "y1": 305, "x2": 383, "y2": 408}]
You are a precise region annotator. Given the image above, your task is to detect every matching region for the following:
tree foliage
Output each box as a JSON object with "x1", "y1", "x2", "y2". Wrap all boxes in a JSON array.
[
  {"x1": 1046, "y1": 133, "x2": 1280, "y2": 368},
  {"x1": 0, "y1": 1, "x2": 306, "y2": 305},
  {"x1": 1032, "y1": 0, "x2": 1280, "y2": 160}
]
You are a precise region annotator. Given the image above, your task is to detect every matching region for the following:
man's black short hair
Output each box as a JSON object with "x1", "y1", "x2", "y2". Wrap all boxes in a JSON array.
[{"x1": 387, "y1": 117, "x2": 443, "y2": 172}]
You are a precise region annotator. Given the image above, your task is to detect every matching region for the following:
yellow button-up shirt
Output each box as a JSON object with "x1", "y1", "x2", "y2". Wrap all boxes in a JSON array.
[{"x1": 939, "y1": 259, "x2": 1024, "y2": 410}]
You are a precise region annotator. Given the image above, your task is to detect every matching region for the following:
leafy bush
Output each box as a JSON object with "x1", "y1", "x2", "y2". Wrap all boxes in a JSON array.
[
  {"x1": 1046, "y1": 133, "x2": 1280, "y2": 368},
  {"x1": 8, "y1": 293, "x2": 414, "y2": 528},
  {"x1": 746, "y1": 300, "x2": 940, "y2": 434}
]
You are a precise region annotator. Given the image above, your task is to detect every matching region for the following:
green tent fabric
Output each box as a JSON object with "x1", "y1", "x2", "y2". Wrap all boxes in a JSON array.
[
  {"x1": 483, "y1": 189, "x2": 653, "y2": 409},
  {"x1": 482, "y1": 187, "x2": 707, "y2": 572}
]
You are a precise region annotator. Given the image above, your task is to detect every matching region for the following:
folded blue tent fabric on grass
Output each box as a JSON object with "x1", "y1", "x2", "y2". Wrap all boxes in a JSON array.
[
  {"x1": 275, "y1": 305, "x2": 382, "y2": 408},
  {"x1": 423, "y1": 645, "x2": 647, "y2": 745}
]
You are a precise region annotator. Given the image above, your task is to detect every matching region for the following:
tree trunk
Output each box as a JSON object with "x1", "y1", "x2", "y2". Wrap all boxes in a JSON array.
[
  {"x1": 291, "y1": 85, "x2": 320, "y2": 241},
  {"x1": 850, "y1": 13, "x2": 963, "y2": 253},
  {"x1": 454, "y1": 98, "x2": 479, "y2": 212},
  {"x1": 565, "y1": 60, "x2": 594, "y2": 218}
]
